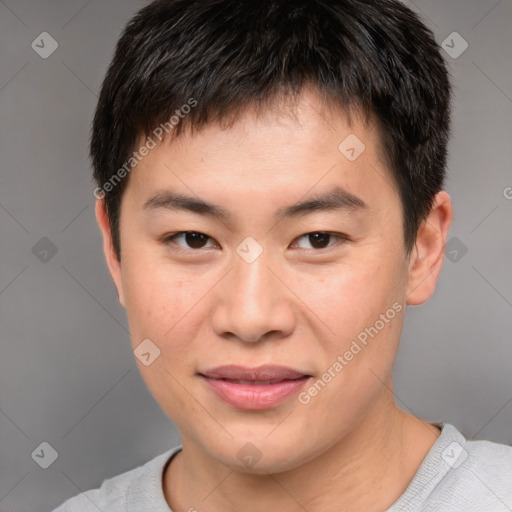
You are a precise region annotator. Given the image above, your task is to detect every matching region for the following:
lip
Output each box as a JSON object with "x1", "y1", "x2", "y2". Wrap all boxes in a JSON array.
[{"x1": 199, "y1": 365, "x2": 312, "y2": 410}]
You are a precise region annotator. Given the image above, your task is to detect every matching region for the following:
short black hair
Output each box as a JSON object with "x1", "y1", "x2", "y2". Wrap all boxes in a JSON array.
[{"x1": 91, "y1": 0, "x2": 451, "y2": 261}]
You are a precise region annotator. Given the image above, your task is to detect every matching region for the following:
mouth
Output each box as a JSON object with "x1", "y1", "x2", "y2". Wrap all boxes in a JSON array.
[
  {"x1": 199, "y1": 364, "x2": 311, "y2": 381},
  {"x1": 198, "y1": 365, "x2": 312, "y2": 410},
  {"x1": 211, "y1": 378, "x2": 306, "y2": 385}
]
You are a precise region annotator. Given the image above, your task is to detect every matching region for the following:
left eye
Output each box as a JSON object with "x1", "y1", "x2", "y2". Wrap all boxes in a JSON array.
[
  {"x1": 293, "y1": 232, "x2": 347, "y2": 250},
  {"x1": 163, "y1": 231, "x2": 347, "y2": 251}
]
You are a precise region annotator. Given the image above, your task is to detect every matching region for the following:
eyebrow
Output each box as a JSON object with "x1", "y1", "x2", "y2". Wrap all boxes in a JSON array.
[{"x1": 142, "y1": 186, "x2": 368, "y2": 221}]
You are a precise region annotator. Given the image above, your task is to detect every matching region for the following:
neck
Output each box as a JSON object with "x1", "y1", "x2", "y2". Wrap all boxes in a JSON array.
[{"x1": 164, "y1": 384, "x2": 440, "y2": 512}]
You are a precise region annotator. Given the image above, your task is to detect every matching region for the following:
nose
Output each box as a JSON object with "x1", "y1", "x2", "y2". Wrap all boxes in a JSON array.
[{"x1": 211, "y1": 249, "x2": 296, "y2": 343}]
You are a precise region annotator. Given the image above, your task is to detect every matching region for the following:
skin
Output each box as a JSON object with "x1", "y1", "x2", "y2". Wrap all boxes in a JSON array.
[{"x1": 96, "y1": 87, "x2": 453, "y2": 512}]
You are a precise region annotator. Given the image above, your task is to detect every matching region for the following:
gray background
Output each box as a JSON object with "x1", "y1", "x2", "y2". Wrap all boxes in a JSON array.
[{"x1": 0, "y1": 1, "x2": 511, "y2": 510}]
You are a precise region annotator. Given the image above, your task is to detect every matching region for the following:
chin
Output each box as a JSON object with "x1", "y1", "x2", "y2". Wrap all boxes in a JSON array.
[{"x1": 206, "y1": 434, "x2": 316, "y2": 475}]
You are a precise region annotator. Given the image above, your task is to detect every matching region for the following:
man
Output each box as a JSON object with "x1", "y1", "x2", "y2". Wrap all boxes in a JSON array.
[{"x1": 54, "y1": 0, "x2": 512, "y2": 510}]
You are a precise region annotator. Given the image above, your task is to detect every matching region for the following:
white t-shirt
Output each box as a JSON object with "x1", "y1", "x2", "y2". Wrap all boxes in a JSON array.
[{"x1": 53, "y1": 423, "x2": 512, "y2": 511}]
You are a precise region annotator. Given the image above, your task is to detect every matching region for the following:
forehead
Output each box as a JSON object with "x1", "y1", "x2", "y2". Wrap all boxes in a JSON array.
[{"x1": 123, "y1": 88, "x2": 399, "y2": 220}]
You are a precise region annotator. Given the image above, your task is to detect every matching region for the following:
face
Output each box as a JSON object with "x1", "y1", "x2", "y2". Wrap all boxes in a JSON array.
[{"x1": 97, "y1": 88, "x2": 443, "y2": 473}]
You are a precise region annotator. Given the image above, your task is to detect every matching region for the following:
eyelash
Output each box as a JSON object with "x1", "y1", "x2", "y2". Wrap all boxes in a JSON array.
[{"x1": 161, "y1": 231, "x2": 350, "y2": 252}]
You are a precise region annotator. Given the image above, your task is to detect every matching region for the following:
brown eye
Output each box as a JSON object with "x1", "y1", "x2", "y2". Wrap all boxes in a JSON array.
[
  {"x1": 294, "y1": 232, "x2": 348, "y2": 250},
  {"x1": 308, "y1": 232, "x2": 331, "y2": 249},
  {"x1": 164, "y1": 231, "x2": 214, "y2": 250}
]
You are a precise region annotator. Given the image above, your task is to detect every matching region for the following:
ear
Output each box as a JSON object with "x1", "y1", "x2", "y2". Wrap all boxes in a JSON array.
[
  {"x1": 406, "y1": 190, "x2": 453, "y2": 305},
  {"x1": 95, "y1": 198, "x2": 126, "y2": 307}
]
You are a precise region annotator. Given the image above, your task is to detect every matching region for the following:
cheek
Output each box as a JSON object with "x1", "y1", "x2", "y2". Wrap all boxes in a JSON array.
[
  {"x1": 122, "y1": 263, "x2": 212, "y2": 381},
  {"x1": 307, "y1": 254, "x2": 406, "y2": 373},
  {"x1": 309, "y1": 255, "x2": 400, "y2": 320},
  {"x1": 121, "y1": 261, "x2": 204, "y2": 413},
  {"x1": 121, "y1": 254, "x2": 187, "y2": 345}
]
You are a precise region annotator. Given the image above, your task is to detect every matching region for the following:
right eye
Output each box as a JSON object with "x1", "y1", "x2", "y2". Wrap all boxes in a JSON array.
[{"x1": 161, "y1": 231, "x2": 218, "y2": 251}]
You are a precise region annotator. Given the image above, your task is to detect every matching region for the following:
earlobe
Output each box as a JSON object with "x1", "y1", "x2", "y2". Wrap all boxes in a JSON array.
[
  {"x1": 95, "y1": 199, "x2": 126, "y2": 307},
  {"x1": 406, "y1": 191, "x2": 453, "y2": 306}
]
